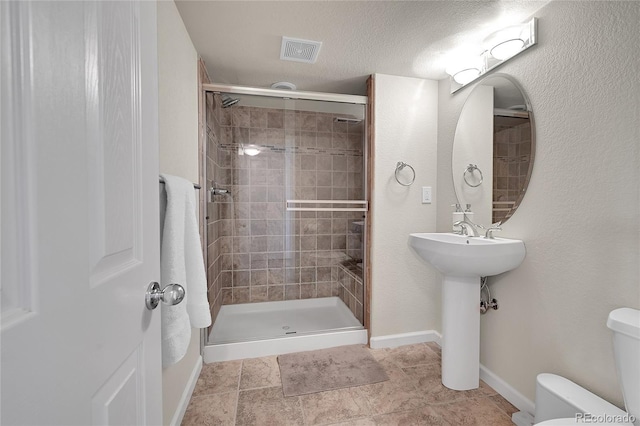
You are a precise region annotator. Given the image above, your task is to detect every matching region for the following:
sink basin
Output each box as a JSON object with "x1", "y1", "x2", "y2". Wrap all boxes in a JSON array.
[
  {"x1": 409, "y1": 232, "x2": 526, "y2": 391},
  {"x1": 409, "y1": 232, "x2": 525, "y2": 277}
]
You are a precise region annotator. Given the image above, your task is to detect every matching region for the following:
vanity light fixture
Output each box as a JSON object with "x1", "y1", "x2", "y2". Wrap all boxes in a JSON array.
[
  {"x1": 445, "y1": 56, "x2": 484, "y2": 85},
  {"x1": 484, "y1": 20, "x2": 536, "y2": 61},
  {"x1": 447, "y1": 18, "x2": 537, "y2": 93}
]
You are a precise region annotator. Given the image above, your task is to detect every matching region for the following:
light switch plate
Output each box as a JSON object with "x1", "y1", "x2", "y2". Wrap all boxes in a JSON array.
[{"x1": 422, "y1": 186, "x2": 432, "y2": 204}]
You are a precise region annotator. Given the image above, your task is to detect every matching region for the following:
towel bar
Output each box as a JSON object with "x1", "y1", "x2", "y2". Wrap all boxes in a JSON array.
[
  {"x1": 159, "y1": 177, "x2": 200, "y2": 189},
  {"x1": 286, "y1": 200, "x2": 368, "y2": 212}
]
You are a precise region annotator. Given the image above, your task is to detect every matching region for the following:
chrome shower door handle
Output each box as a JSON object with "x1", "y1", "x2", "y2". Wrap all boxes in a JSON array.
[{"x1": 145, "y1": 282, "x2": 185, "y2": 310}]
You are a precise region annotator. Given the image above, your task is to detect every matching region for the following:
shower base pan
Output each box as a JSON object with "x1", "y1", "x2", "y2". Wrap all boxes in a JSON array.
[{"x1": 204, "y1": 296, "x2": 367, "y2": 363}]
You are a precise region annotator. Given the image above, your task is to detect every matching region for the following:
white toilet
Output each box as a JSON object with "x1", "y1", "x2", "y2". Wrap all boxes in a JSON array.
[{"x1": 534, "y1": 308, "x2": 639, "y2": 426}]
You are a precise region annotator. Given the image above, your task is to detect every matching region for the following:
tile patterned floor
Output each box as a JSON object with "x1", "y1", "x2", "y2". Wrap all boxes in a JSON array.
[{"x1": 182, "y1": 343, "x2": 518, "y2": 425}]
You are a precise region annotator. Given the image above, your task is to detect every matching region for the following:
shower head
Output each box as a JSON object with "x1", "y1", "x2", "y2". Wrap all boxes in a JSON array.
[{"x1": 221, "y1": 94, "x2": 239, "y2": 108}]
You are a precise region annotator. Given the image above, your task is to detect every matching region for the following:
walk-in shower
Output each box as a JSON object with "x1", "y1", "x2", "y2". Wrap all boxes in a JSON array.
[{"x1": 201, "y1": 84, "x2": 368, "y2": 362}]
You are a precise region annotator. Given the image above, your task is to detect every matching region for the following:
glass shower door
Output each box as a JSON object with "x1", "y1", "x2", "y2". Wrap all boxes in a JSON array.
[{"x1": 204, "y1": 90, "x2": 367, "y2": 345}]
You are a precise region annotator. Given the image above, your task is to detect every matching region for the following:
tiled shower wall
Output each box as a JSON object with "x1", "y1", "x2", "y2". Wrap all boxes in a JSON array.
[
  {"x1": 492, "y1": 117, "x2": 532, "y2": 224},
  {"x1": 334, "y1": 261, "x2": 364, "y2": 324},
  {"x1": 205, "y1": 93, "x2": 225, "y2": 325},
  {"x1": 205, "y1": 93, "x2": 365, "y2": 325}
]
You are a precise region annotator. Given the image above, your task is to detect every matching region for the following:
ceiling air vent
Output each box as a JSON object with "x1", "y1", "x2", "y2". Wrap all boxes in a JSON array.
[
  {"x1": 280, "y1": 37, "x2": 322, "y2": 64},
  {"x1": 271, "y1": 82, "x2": 297, "y2": 90}
]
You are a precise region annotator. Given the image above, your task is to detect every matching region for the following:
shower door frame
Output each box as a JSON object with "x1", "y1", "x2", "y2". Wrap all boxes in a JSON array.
[
  {"x1": 202, "y1": 83, "x2": 367, "y2": 105},
  {"x1": 200, "y1": 83, "x2": 370, "y2": 347}
]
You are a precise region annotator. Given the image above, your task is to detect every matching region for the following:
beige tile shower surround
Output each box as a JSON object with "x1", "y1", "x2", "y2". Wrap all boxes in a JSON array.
[
  {"x1": 334, "y1": 262, "x2": 365, "y2": 323},
  {"x1": 205, "y1": 93, "x2": 366, "y2": 327},
  {"x1": 492, "y1": 117, "x2": 531, "y2": 224},
  {"x1": 181, "y1": 343, "x2": 516, "y2": 425}
]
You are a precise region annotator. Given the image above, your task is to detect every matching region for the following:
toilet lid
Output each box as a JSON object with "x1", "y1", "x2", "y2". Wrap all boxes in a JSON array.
[{"x1": 536, "y1": 419, "x2": 633, "y2": 426}]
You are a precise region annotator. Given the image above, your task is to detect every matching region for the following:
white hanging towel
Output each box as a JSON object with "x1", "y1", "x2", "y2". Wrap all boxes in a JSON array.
[{"x1": 159, "y1": 173, "x2": 211, "y2": 367}]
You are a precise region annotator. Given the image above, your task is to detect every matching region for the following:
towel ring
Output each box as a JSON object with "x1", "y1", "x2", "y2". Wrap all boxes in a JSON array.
[
  {"x1": 463, "y1": 164, "x2": 483, "y2": 187},
  {"x1": 395, "y1": 162, "x2": 416, "y2": 186}
]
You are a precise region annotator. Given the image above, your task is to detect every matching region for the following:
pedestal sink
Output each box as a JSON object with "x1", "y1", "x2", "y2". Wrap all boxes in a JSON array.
[{"x1": 409, "y1": 232, "x2": 525, "y2": 391}]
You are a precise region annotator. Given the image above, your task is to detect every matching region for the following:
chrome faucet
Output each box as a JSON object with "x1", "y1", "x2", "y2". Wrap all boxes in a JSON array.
[
  {"x1": 210, "y1": 187, "x2": 230, "y2": 196},
  {"x1": 210, "y1": 181, "x2": 231, "y2": 196},
  {"x1": 453, "y1": 219, "x2": 479, "y2": 237},
  {"x1": 209, "y1": 185, "x2": 231, "y2": 202}
]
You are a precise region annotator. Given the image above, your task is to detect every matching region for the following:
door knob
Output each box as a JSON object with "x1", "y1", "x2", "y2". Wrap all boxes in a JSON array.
[{"x1": 145, "y1": 282, "x2": 185, "y2": 310}]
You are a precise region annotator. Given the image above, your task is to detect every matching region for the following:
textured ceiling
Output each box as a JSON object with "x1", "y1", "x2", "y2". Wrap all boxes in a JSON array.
[{"x1": 175, "y1": 1, "x2": 550, "y2": 96}]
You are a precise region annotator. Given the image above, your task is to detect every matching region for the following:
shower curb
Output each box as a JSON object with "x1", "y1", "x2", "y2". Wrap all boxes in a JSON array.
[{"x1": 204, "y1": 329, "x2": 368, "y2": 363}]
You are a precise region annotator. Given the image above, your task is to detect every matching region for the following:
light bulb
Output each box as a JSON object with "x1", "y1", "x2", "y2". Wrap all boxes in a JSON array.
[
  {"x1": 452, "y1": 68, "x2": 481, "y2": 85},
  {"x1": 242, "y1": 145, "x2": 261, "y2": 156},
  {"x1": 446, "y1": 54, "x2": 484, "y2": 85},
  {"x1": 484, "y1": 24, "x2": 528, "y2": 60}
]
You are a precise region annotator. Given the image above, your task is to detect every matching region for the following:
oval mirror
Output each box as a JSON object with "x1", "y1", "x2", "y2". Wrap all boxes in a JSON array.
[{"x1": 452, "y1": 74, "x2": 535, "y2": 226}]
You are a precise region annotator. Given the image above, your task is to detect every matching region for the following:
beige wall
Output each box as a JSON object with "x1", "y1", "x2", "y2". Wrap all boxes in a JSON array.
[
  {"x1": 157, "y1": 1, "x2": 201, "y2": 424},
  {"x1": 370, "y1": 74, "x2": 440, "y2": 337},
  {"x1": 437, "y1": 1, "x2": 640, "y2": 408}
]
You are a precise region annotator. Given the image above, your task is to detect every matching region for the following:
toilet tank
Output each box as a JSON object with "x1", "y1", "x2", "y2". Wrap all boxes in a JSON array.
[
  {"x1": 535, "y1": 374, "x2": 628, "y2": 423},
  {"x1": 607, "y1": 308, "x2": 640, "y2": 423}
]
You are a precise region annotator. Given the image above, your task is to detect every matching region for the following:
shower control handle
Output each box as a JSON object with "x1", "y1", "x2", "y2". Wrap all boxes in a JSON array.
[{"x1": 145, "y1": 282, "x2": 185, "y2": 310}]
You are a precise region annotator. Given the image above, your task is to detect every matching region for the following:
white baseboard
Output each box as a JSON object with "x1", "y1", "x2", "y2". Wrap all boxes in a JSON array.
[
  {"x1": 170, "y1": 355, "x2": 203, "y2": 426},
  {"x1": 480, "y1": 363, "x2": 535, "y2": 416},
  {"x1": 369, "y1": 330, "x2": 442, "y2": 349}
]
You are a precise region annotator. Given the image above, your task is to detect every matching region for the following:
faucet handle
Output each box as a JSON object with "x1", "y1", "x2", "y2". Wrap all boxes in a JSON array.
[
  {"x1": 484, "y1": 225, "x2": 502, "y2": 239},
  {"x1": 453, "y1": 221, "x2": 470, "y2": 236}
]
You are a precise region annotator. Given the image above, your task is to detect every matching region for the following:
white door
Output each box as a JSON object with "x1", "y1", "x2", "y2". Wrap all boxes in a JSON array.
[{"x1": 1, "y1": 1, "x2": 162, "y2": 424}]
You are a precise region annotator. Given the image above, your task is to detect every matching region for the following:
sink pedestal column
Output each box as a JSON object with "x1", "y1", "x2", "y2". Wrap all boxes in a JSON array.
[{"x1": 441, "y1": 275, "x2": 480, "y2": 390}]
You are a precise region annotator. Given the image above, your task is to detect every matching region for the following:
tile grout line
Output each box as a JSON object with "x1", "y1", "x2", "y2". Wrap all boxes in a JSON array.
[
  {"x1": 239, "y1": 383, "x2": 286, "y2": 392},
  {"x1": 233, "y1": 359, "x2": 243, "y2": 425},
  {"x1": 354, "y1": 385, "x2": 376, "y2": 420},
  {"x1": 297, "y1": 394, "x2": 308, "y2": 426}
]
